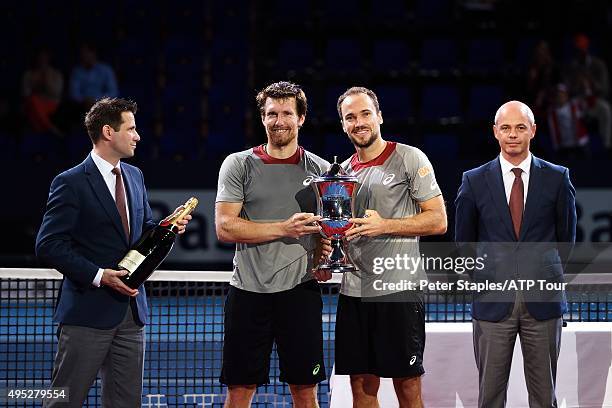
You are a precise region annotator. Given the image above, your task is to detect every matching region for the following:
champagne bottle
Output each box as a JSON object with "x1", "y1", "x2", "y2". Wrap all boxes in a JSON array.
[{"x1": 119, "y1": 197, "x2": 198, "y2": 289}]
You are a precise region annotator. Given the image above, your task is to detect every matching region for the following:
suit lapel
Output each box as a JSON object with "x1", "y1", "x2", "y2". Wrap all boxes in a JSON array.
[
  {"x1": 84, "y1": 154, "x2": 129, "y2": 246},
  {"x1": 485, "y1": 158, "x2": 515, "y2": 240},
  {"x1": 121, "y1": 164, "x2": 139, "y2": 244},
  {"x1": 519, "y1": 156, "x2": 543, "y2": 241}
]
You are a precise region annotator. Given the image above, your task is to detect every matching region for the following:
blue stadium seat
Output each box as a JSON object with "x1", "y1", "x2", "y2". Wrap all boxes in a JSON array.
[
  {"x1": 118, "y1": 1, "x2": 162, "y2": 40},
  {"x1": 116, "y1": 35, "x2": 158, "y2": 57},
  {"x1": 163, "y1": 36, "x2": 207, "y2": 60},
  {"x1": 376, "y1": 86, "x2": 413, "y2": 120},
  {"x1": 158, "y1": 80, "x2": 203, "y2": 160},
  {"x1": 28, "y1": 12, "x2": 71, "y2": 64},
  {"x1": 420, "y1": 85, "x2": 462, "y2": 121},
  {"x1": 296, "y1": 132, "x2": 319, "y2": 154},
  {"x1": 161, "y1": 84, "x2": 203, "y2": 135},
  {"x1": 422, "y1": 133, "x2": 459, "y2": 159},
  {"x1": 467, "y1": 84, "x2": 504, "y2": 121},
  {"x1": 324, "y1": 86, "x2": 350, "y2": 121},
  {"x1": 276, "y1": 39, "x2": 315, "y2": 73},
  {"x1": 266, "y1": 0, "x2": 311, "y2": 20},
  {"x1": 322, "y1": 0, "x2": 361, "y2": 20},
  {"x1": 158, "y1": 129, "x2": 200, "y2": 160},
  {"x1": 0, "y1": 132, "x2": 18, "y2": 158},
  {"x1": 117, "y1": 59, "x2": 158, "y2": 95},
  {"x1": 414, "y1": 0, "x2": 453, "y2": 23},
  {"x1": 530, "y1": 128, "x2": 573, "y2": 159},
  {"x1": 514, "y1": 37, "x2": 539, "y2": 69},
  {"x1": 76, "y1": 3, "x2": 117, "y2": 38},
  {"x1": 466, "y1": 38, "x2": 505, "y2": 74},
  {"x1": 372, "y1": 40, "x2": 411, "y2": 73},
  {"x1": 20, "y1": 131, "x2": 62, "y2": 160},
  {"x1": 205, "y1": 127, "x2": 244, "y2": 158},
  {"x1": 207, "y1": 84, "x2": 247, "y2": 113},
  {"x1": 67, "y1": 130, "x2": 93, "y2": 160},
  {"x1": 420, "y1": 38, "x2": 459, "y2": 73},
  {"x1": 115, "y1": 37, "x2": 159, "y2": 85},
  {"x1": 324, "y1": 39, "x2": 363, "y2": 73},
  {"x1": 211, "y1": 4, "x2": 249, "y2": 39},
  {"x1": 370, "y1": 0, "x2": 408, "y2": 20},
  {"x1": 121, "y1": 83, "x2": 156, "y2": 124},
  {"x1": 162, "y1": 5, "x2": 207, "y2": 35},
  {"x1": 207, "y1": 84, "x2": 246, "y2": 154},
  {"x1": 162, "y1": 83, "x2": 199, "y2": 107},
  {"x1": 322, "y1": 133, "x2": 354, "y2": 161},
  {"x1": 166, "y1": 56, "x2": 205, "y2": 85},
  {"x1": 210, "y1": 54, "x2": 247, "y2": 84},
  {"x1": 210, "y1": 39, "x2": 248, "y2": 65}
]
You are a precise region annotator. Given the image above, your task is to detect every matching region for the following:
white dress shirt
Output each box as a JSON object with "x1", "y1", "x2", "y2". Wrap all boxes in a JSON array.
[
  {"x1": 90, "y1": 150, "x2": 130, "y2": 287},
  {"x1": 498, "y1": 152, "x2": 531, "y2": 205}
]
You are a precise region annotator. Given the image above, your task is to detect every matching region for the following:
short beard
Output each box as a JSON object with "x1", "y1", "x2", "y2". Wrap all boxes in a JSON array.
[
  {"x1": 268, "y1": 130, "x2": 296, "y2": 148},
  {"x1": 349, "y1": 131, "x2": 378, "y2": 148}
]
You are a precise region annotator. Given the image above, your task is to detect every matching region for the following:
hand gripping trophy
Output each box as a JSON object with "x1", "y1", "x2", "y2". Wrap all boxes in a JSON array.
[{"x1": 312, "y1": 157, "x2": 358, "y2": 272}]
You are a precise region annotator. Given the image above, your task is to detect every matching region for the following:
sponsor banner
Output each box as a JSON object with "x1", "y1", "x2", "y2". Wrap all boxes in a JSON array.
[{"x1": 576, "y1": 189, "x2": 612, "y2": 243}]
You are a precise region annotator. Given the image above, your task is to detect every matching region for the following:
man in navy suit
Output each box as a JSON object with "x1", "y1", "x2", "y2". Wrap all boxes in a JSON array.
[
  {"x1": 455, "y1": 100, "x2": 576, "y2": 408},
  {"x1": 36, "y1": 97, "x2": 189, "y2": 407}
]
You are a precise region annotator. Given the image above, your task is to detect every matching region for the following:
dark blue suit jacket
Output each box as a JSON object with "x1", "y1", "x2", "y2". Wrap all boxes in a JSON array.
[
  {"x1": 36, "y1": 154, "x2": 156, "y2": 329},
  {"x1": 454, "y1": 155, "x2": 576, "y2": 321}
]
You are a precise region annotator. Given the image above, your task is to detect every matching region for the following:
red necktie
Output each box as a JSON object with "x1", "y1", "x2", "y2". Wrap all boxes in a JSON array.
[
  {"x1": 509, "y1": 168, "x2": 524, "y2": 240},
  {"x1": 111, "y1": 167, "x2": 130, "y2": 240}
]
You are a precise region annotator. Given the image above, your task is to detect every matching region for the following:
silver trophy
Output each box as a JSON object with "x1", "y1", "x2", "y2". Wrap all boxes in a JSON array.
[{"x1": 312, "y1": 157, "x2": 358, "y2": 272}]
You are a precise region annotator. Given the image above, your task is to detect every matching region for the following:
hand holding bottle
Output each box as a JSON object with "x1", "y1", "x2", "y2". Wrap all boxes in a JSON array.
[
  {"x1": 170, "y1": 205, "x2": 192, "y2": 234},
  {"x1": 101, "y1": 269, "x2": 139, "y2": 297}
]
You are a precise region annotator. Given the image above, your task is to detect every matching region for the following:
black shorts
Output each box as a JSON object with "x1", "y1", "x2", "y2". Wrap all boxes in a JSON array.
[
  {"x1": 220, "y1": 280, "x2": 326, "y2": 385},
  {"x1": 335, "y1": 292, "x2": 425, "y2": 378}
]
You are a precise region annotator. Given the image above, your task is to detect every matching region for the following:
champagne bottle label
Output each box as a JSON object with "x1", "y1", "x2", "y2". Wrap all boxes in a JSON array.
[{"x1": 118, "y1": 250, "x2": 146, "y2": 275}]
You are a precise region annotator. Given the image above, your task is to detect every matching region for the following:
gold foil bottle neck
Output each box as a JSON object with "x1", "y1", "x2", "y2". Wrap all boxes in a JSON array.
[{"x1": 160, "y1": 197, "x2": 198, "y2": 228}]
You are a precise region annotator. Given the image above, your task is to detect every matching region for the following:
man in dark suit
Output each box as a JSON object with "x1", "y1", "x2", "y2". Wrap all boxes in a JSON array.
[
  {"x1": 36, "y1": 97, "x2": 189, "y2": 407},
  {"x1": 455, "y1": 100, "x2": 576, "y2": 408}
]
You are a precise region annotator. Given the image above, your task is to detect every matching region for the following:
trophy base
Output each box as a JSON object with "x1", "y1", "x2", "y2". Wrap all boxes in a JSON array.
[{"x1": 317, "y1": 263, "x2": 356, "y2": 273}]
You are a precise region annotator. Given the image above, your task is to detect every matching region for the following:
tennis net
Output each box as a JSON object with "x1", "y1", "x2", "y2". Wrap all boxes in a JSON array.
[{"x1": 1, "y1": 268, "x2": 610, "y2": 407}]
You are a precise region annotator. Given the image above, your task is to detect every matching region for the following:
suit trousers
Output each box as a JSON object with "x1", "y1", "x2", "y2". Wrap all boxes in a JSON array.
[
  {"x1": 44, "y1": 301, "x2": 145, "y2": 408},
  {"x1": 473, "y1": 293, "x2": 562, "y2": 408}
]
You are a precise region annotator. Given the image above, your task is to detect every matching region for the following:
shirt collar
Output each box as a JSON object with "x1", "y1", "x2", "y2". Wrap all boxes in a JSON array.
[
  {"x1": 499, "y1": 152, "x2": 532, "y2": 176},
  {"x1": 91, "y1": 150, "x2": 120, "y2": 175}
]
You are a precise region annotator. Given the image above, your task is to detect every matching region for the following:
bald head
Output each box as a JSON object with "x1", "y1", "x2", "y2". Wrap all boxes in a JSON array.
[
  {"x1": 493, "y1": 100, "x2": 536, "y2": 165},
  {"x1": 494, "y1": 101, "x2": 535, "y2": 126}
]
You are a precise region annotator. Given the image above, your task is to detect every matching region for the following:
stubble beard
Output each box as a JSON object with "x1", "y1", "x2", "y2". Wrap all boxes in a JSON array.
[
  {"x1": 349, "y1": 129, "x2": 379, "y2": 149},
  {"x1": 268, "y1": 128, "x2": 297, "y2": 148}
]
